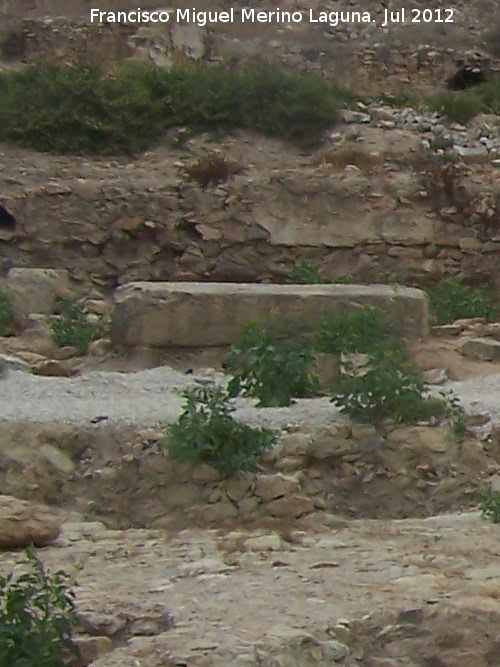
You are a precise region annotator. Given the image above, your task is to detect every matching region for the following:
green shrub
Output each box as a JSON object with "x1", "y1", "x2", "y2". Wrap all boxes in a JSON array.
[
  {"x1": 50, "y1": 298, "x2": 104, "y2": 356},
  {"x1": 167, "y1": 382, "x2": 275, "y2": 477},
  {"x1": 315, "y1": 307, "x2": 402, "y2": 357},
  {"x1": 429, "y1": 278, "x2": 500, "y2": 325},
  {"x1": 478, "y1": 486, "x2": 500, "y2": 523},
  {"x1": 317, "y1": 307, "x2": 453, "y2": 424},
  {"x1": 330, "y1": 349, "x2": 449, "y2": 424},
  {"x1": 0, "y1": 547, "x2": 80, "y2": 667},
  {"x1": 469, "y1": 76, "x2": 500, "y2": 115},
  {"x1": 0, "y1": 290, "x2": 14, "y2": 335},
  {"x1": 426, "y1": 91, "x2": 482, "y2": 125},
  {"x1": 0, "y1": 59, "x2": 345, "y2": 154},
  {"x1": 224, "y1": 319, "x2": 322, "y2": 407},
  {"x1": 0, "y1": 61, "x2": 163, "y2": 154},
  {"x1": 286, "y1": 260, "x2": 325, "y2": 284}
]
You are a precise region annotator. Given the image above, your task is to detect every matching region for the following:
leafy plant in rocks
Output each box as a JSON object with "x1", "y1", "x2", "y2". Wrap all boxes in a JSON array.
[
  {"x1": 50, "y1": 298, "x2": 105, "y2": 356},
  {"x1": 315, "y1": 307, "x2": 402, "y2": 357},
  {"x1": 286, "y1": 260, "x2": 326, "y2": 285},
  {"x1": 330, "y1": 348, "x2": 450, "y2": 425},
  {"x1": 224, "y1": 318, "x2": 322, "y2": 407},
  {"x1": 167, "y1": 381, "x2": 276, "y2": 477},
  {"x1": 429, "y1": 278, "x2": 500, "y2": 325},
  {"x1": 478, "y1": 486, "x2": 500, "y2": 523},
  {"x1": 317, "y1": 307, "x2": 453, "y2": 425},
  {"x1": 0, "y1": 547, "x2": 80, "y2": 667}
]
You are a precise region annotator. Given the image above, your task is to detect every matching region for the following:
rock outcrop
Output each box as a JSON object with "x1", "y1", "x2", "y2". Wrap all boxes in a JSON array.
[{"x1": 0, "y1": 495, "x2": 62, "y2": 549}]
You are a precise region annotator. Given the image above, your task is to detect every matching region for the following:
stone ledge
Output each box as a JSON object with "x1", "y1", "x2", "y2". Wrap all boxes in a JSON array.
[{"x1": 111, "y1": 281, "x2": 429, "y2": 347}]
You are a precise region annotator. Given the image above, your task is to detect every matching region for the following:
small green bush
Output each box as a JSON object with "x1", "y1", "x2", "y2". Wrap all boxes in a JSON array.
[
  {"x1": 286, "y1": 260, "x2": 325, "y2": 284},
  {"x1": 317, "y1": 307, "x2": 454, "y2": 425},
  {"x1": 0, "y1": 290, "x2": 14, "y2": 335},
  {"x1": 426, "y1": 91, "x2": 482, "y2": 125},
  {"x1": 470, "y1": 76, "x2": 500, "y2": 116},
  {"x1": 330, "y1": 349, "x2": 449, "y2": 424},
  {"x1": 429, "y1": 278, "x2": 500, "y2": 325},
  {"x1": 224, "y1": 319, "x2": 322, "y2": 407},
  {"x1": 0, "y1": 59, "x2": 345, "y2": 154},
  {"x1": 0, "y1": 547, "x2": 80, "y2": 667},
  {"x1": 316, "y1": 307, "x2": 402, "y2": 357},
  {"x1": 167, "y1": 382, "x2": 275, "y2": 477},
  {"x1": 50, "y1": 298, "x2": 104, "y2": 356},
  {"x1": 478, "y1": 486, "x2": 500, "y2": 523}
]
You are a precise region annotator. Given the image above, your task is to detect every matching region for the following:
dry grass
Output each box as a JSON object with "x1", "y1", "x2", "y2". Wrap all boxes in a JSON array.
[
  {"x1": 186, "y1": 153, "x2": 246, "y2": 188},
  {"x1": 312, "y1": 145, "x2": 381, "y2": 173}
]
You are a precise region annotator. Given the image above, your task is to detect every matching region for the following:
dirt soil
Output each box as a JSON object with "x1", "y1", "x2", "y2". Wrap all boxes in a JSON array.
[{"x1": 2, "y1": 513, "x2": 500, "y2": 666}]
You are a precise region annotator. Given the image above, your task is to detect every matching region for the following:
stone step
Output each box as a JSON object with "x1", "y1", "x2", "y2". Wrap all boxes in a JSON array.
[{"x1": 111, "y1": 282, "x2": 428, "y2": 348}]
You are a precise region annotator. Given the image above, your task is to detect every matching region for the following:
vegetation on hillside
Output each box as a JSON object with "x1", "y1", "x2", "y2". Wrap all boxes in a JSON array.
[{"x1": 0, "y1": 60, "x2": 349, "y2": 154}]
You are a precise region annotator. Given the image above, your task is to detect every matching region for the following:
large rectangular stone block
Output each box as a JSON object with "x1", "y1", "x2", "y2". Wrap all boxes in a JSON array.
[{"x1": 111, "y1": 282, "x2": 428, "y2": 348}]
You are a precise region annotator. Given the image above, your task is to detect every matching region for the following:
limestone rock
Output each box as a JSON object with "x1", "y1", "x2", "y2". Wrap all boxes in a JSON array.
[
  {"x1": 30, "y1": 358, "x2": 77, "y2": 377},
  {"x1": 0, "y1": 495, "x2": 62, "y2": 549},
  {"x1": 65, "y1": 636, "x2": 113, "y2": 667},
  {"x1": 261, "y1": 624, "x2": 350, "y2": 663},
  {"x1": 88, "y1": 338, "x2": 111, "y2": 357},
  {"x1": 243, "y1": 533, "x2": 282, "y2": 552},
  {"x1": 307, "y1": 433, "x2": 354, "y2": 459},
  {"x1": 280, "y1": 433, "x2": 310, "y2": 457},
  {"x1": 422, "y1": 367, "x2": 449, "y2": 384},
  {"x1": 266, "y1": 494, "x2": 315, "y2": 518},
  {"x1": 0, "y1": 353, "x2": 31, "y2": 374},
  {"x1": 431, "y1": 324, "x2": 463, "y2": 336},
  {"x1": 39, "y1": 444, "x2": 76, "y2": 476},
  {"x1": 460, "y1": 337, "x2": 500, "y2": 361},
  {"x1": 453, "y1": 144, "x2": 489, "y2": 164},
  {"x1": 111, "y1": 282, "x2": 429, "y2": 347},
  {"x1": 6, "y1": 268, "x2": 72, "y2": 327},
  {"x1": 254, "y1": 473, "x2": 300, "y2": 502}
]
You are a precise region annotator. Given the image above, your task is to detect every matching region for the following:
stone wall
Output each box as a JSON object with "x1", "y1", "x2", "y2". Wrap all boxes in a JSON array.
[
  {"x1": 2, "y1": 153, "x2": 499, "y2": 292},
  {"x1": 0, "y1": 420, "x2": 492, "y2": 531}
]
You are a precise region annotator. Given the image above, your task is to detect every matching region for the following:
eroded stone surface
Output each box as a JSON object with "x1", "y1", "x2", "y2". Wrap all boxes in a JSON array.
[
  {"x1": 0, "y1": 514, "x2": 497, "y2": 666},
  {"x1": 0, "y1": 495, "x2": 61, "y2": 549},
  {"x1": 111, "y1": 282, "x2": 428, "y2": 347}
]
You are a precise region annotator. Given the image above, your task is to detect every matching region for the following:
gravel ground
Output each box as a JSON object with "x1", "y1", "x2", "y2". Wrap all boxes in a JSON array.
[
  {"x1": 2, "y1": 365, "x2": 496, "y2": 428},
  {"x1": 1, "y1": 366, "x2": 342, "y2": 428},
  {"x1": 445, "y1": 374, "x2": 500, "y2": 424}
]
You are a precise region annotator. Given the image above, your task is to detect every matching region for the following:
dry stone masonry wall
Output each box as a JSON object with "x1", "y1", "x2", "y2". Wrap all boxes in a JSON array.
[{"x1": 0, "y1": 419, "x2": 493, "y2": 532}]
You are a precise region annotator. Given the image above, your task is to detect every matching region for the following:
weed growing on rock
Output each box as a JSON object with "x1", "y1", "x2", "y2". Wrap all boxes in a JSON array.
[
  {"x1": 224, "y1": 319, "x2": 322, "y2": 407},
  {"x1": 167, "y1": 382, "x2": 275, "y2": 477},
  {"x1": 478, "y1": 486, "x2": 500, "y2": 523},
  {"x1": 286, "y1": 260, "x2": 326, "y2": 285},
  {"x1": 51, "y1": 298, "x2": 104, "y2": 356},
  {"x1": 429, "y1": 278, "x2": 500, "y2": 325},
  {"x1": 0, "y1": 547, "x2": 80, "y2": 667},
  {"x1": 0, "y1": 290, "x2": 14, "y2": 335}
]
